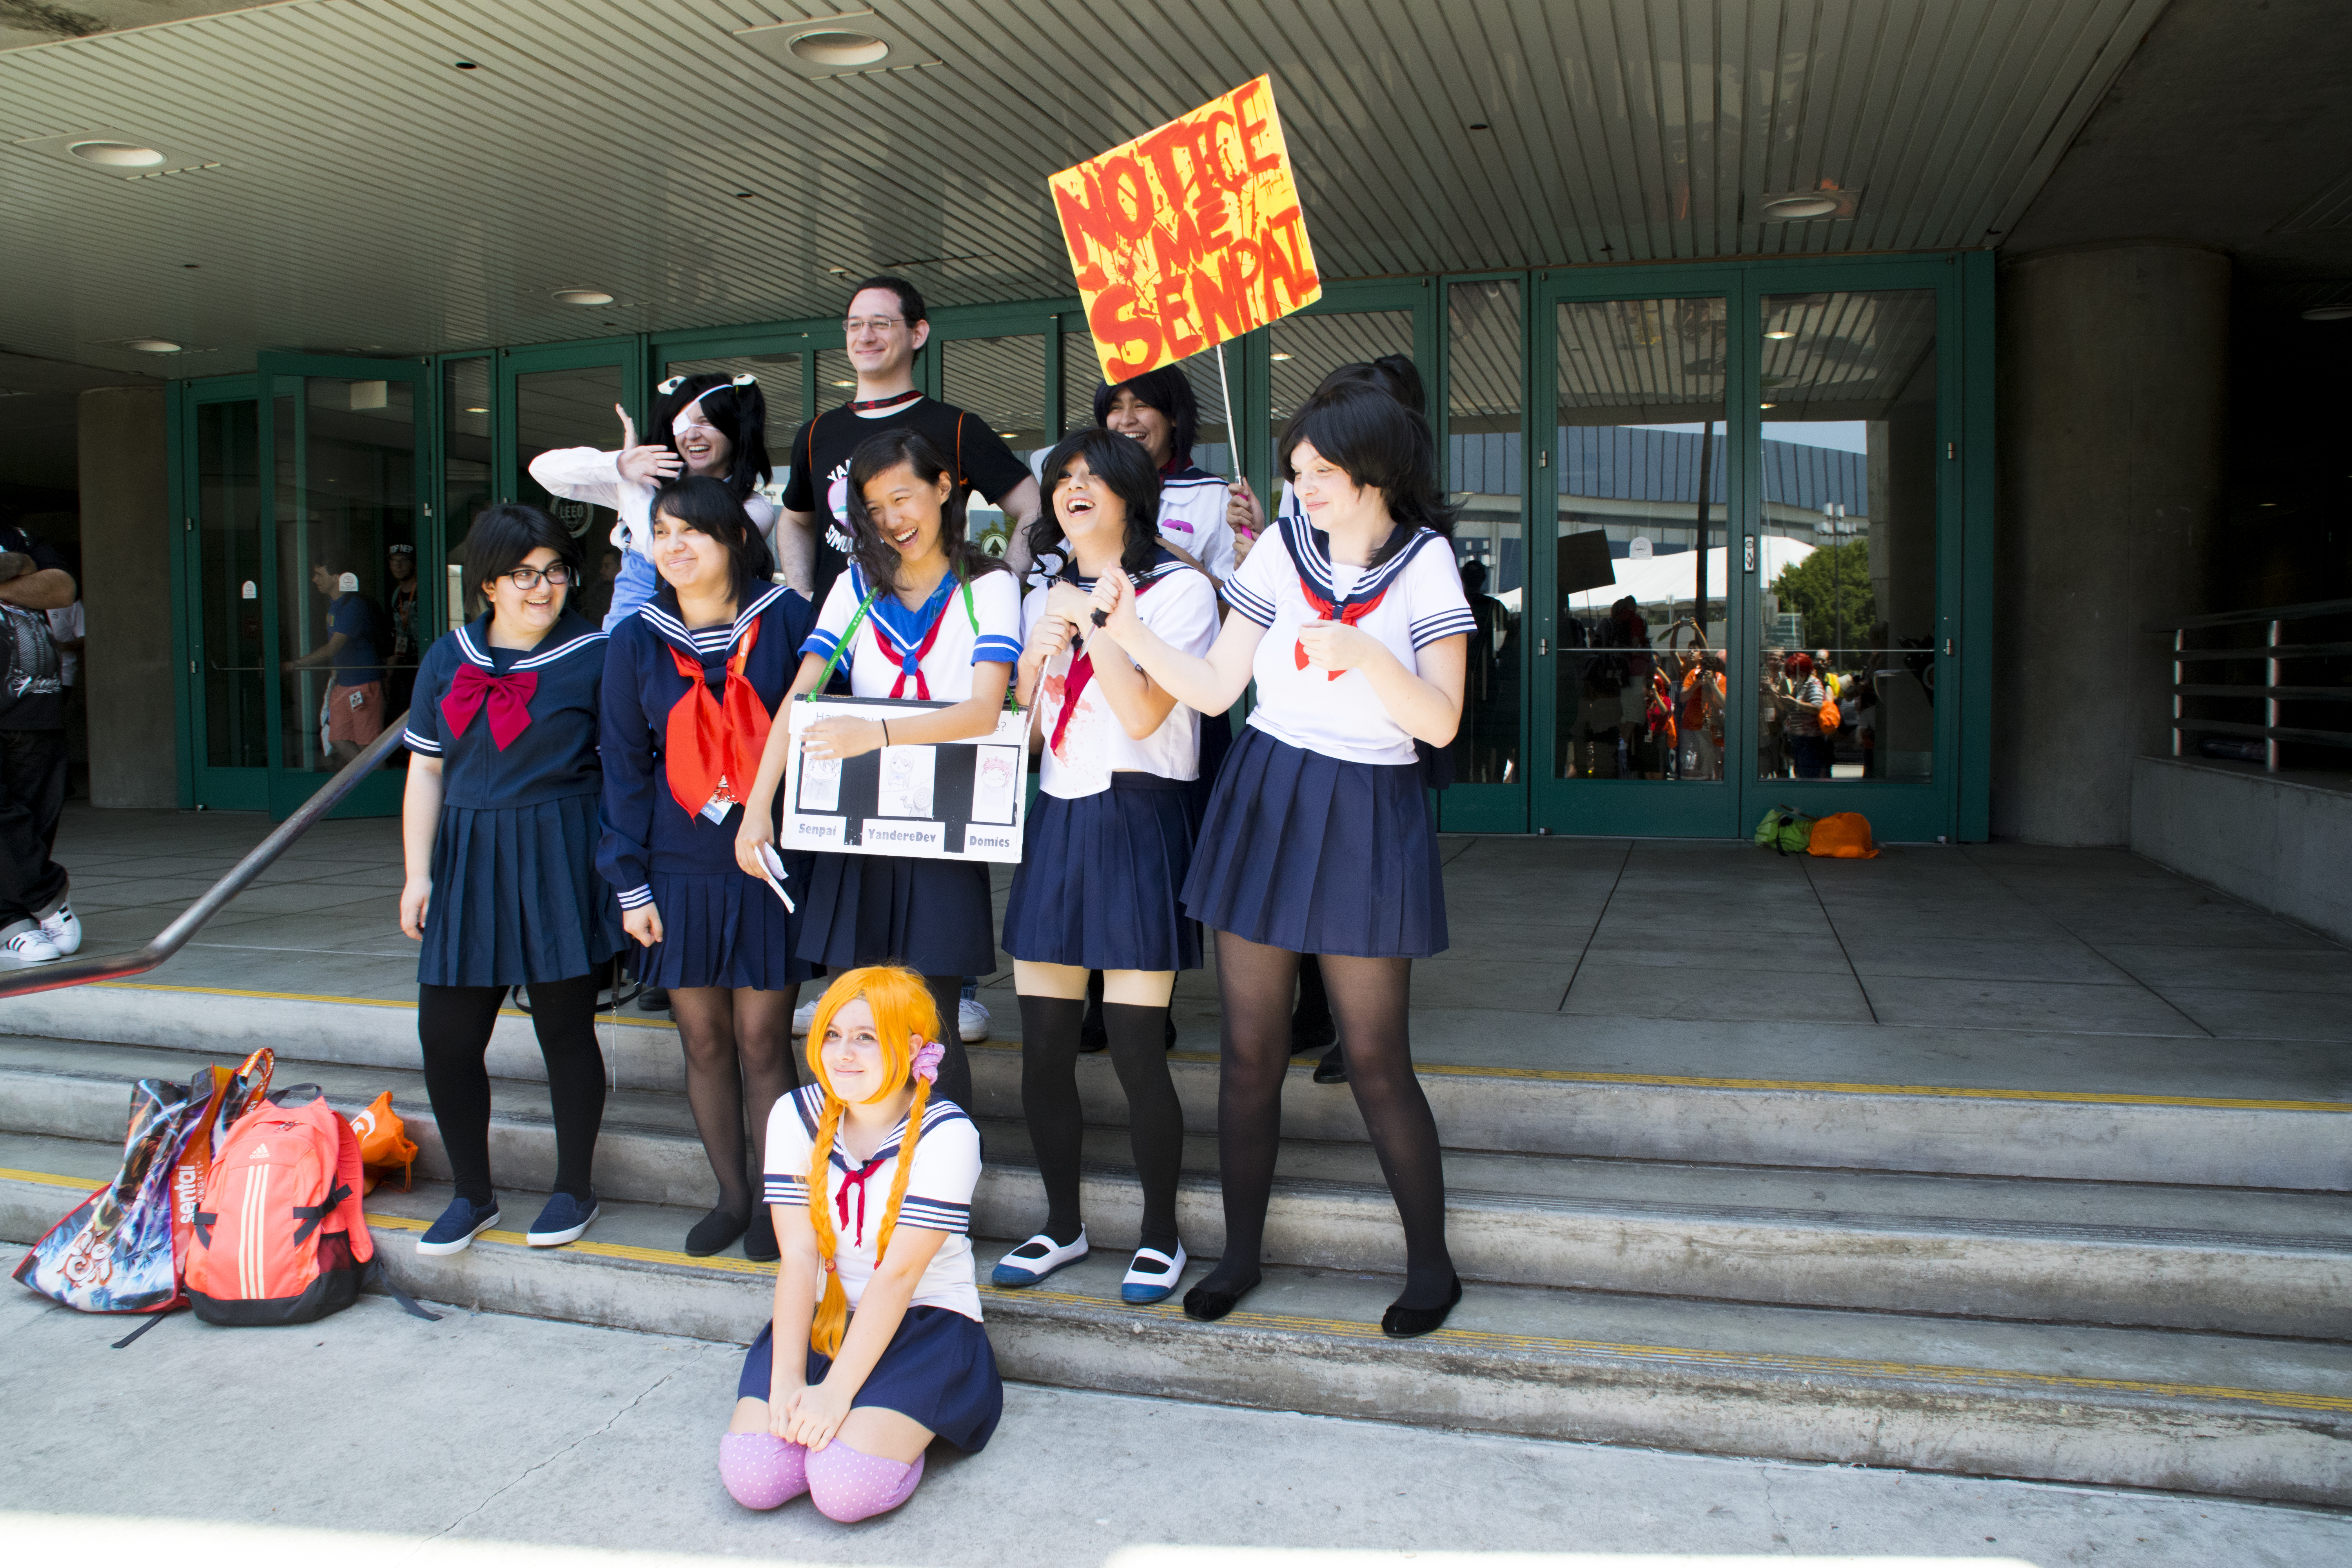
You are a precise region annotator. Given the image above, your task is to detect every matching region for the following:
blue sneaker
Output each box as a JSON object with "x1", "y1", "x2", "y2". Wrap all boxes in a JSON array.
[
  {"x1": 991, "y1": 1229, "x2": 1088, "y2": 1287},
  {"x1": 1121, "y1": 1242, "x2": 1187, "y2": 1305},
  {"x1": 528, "y1": 1191, "x2": 599, "y2": 1248},
  {"x1": 416, "y1": 1195, "x2": 500, "y2": 1256}
]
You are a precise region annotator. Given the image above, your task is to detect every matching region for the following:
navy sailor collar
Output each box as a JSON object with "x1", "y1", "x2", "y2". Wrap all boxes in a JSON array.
[
  {"x1": 638, "y1": 580, "x2": 792, "y2": 661},
  {"x1": 793, "y1": 1083, "x2": 970, "y2": 1173},
  {"x1": 1276, "y1": 511, "x2": 1443, "y2": 608},
  {"x1": 452, "y1": 612, "x2": 606, "y2": 671},
  {"x1": 1057, "y1": 546, "x2": 1188, "y2": 594}
]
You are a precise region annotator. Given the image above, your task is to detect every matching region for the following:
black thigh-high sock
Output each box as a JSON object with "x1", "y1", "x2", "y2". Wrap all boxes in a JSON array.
[
  {"x1": 1323, "y1": 953, "x2": 1455, "y2": 1310},
  {"x1": 1016, "y1": 995, "x2": 1087, "y2": 1245},
  {"x1": 524, "y1": 972, "x2": 607, "y2": 1200},
  {"x1": 922, "y1": 974, "x2": 975, "y2": 1114},
  {"x1": 1199, "y1": 932, "x2": 1299, "y2": 1294},
  {"x1": 1102, "y1": 1002, "x2": 1183, "y2": 1254},
  {"x1": 417, "y1": 982, "x2": 505, "y2": 1206}
]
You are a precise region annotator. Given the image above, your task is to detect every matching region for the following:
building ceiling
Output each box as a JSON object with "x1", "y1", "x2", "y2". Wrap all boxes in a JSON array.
[
  {"x1": 0, "y1": 0, "x2": 2169, "y2": 380},
  {"x1": 2001, "y1": 0, "x2": 2352, "y2": 312}
]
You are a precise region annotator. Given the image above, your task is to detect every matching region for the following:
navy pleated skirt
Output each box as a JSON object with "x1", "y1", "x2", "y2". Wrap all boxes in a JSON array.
[
  {"x1": 419, "y1": 795, "x2": 622, "y2": 987},
  {"x1": 1002, "y1": 774, "x2": 1201, "y2": 972},
  {"x1": 737, "y1": 1306, "x2": 1002, "y2": 1452},
  {"x1": 642, "y1": 850, "x2": 820, "y2": 990},
  {"x1": 1187, "y1": 702, "x2": 1236, "y2": 826},
  {"x1": 1181, "y1": 726, "x2": 1449, "y2": 958},
  {"x1": 797, "y1": 852, "x2": 997, "y2": 978}
]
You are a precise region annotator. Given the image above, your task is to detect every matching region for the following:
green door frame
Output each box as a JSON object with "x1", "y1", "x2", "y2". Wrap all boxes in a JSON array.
[
  {"x1": 254, "y1": 351, "x2": 434, "y2": 819},
  {"x1": 171, "y1": 373, "x2": 266, "y2": 812},
  {"x1": 495, "y1": 336, "x2": 647, "y2": 505}
]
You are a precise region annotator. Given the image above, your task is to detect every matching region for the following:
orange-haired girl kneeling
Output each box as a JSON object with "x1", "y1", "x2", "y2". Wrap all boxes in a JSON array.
[{"x1": 718, "y1": 965, "x2": 1001, "y2": 1521}]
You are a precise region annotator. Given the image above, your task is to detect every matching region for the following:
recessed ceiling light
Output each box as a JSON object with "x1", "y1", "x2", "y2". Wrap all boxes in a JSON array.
[
  {"x1": 553, "y1": 289, "x2": 614, "y2": 306},
  {"x1": 1760, "y1": 194, "x2": 1841, "y2": 220},
  {"x1": 1270, "y1": 352, "x2": 1293, "y2": 361},
  {"x1": 825, "y1": 266, "x2": 851, "y2": 276},
  {"x1": 126, "y1": 338, "x2": 183, "y2": 353},
  {"x1": 69, "y1": 140, "x2": 165, "y2": 168},
  {"x1": 831, "y1": 379, "x2": 855, "y2": 387},
  {"x1": 1764, "y1": 329, "x2": 1795, "y2": 339},
  {"x1": 734, "y1": 191, "x2": 757, "y2": 199},
  {"x1": 999, "y1": 431, "x2": 1019, "y2": 438},
  {"x1": 1759, "y1": 401, "x2": 1776, "y2": 409},
  {"x1": 454, "y1": 60, "x2": 481, "y2": 70},
  {"x1": 2303, "y1": 305, "x2": 2352, "y2": 321},
  {"x1": 789, "y1": 29, "x2": 889, "y2": 67},
  {"x1": 464, "y1": 406, "x2": 488, "y2": 414},
  {"x1": 1468, "y1": 123, "x2": 1490, "y2": 131}
]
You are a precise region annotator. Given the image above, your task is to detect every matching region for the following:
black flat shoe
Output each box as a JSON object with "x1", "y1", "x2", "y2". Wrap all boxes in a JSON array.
[
  {"x1": 742, "y1": 1206, "x2": 779, "y2": 1262},
  {"x1": 1181, "y1": 1274, "x2": 1261, "y2": 1322},
  {"x1": 684, "y1": 1205, "x2": 748, "y2": 1258},
  {"x1": 639, "y1": 986, "x2": 670, "y2": 1013},
  {"x1": 1381, "y1": 1275, "x2": 1463, "y2": 1338},
  {"x1": 1312, "y1": 1042, "x2": 1347, "y2": 1084}
]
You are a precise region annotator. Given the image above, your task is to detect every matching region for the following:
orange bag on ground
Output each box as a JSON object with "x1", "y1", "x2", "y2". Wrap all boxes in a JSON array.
[
  {"x1": 346, "y1": 1091, "x2": 418, "y2": 1195},
  {"x1": 1808, "y1": 811, "x2": 1879, "y2": 858}
]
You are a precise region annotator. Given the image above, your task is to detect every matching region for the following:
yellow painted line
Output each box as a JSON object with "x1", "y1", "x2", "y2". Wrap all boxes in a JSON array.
[
  {"x1": 352, "y1": 1198, "x2": 2352, "y2": 1417},
  {"x1": 78, "y1": 983, "x2": 2352, "y2": 1111},
  {"x1": 0, "y1": 1166, "x2": 94, "y2": 1191}
]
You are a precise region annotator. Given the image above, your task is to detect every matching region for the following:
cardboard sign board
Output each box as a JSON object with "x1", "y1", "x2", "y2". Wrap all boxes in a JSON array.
[
  {"x1": 1050, "y1": 74, "x2": 1322, "y2": 385},
  {"x1": 779, "y1": 697, "x2": 1030, "y2": 864},
  {"x1": 1559, "y1": 529, "x2": 1618, "y2": 594}
]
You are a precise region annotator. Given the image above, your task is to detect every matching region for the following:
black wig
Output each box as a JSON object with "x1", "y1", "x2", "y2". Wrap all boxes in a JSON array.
[
  {"x1": 462, "y1": 503, "x2": 583, "y2": 609},
  {"x1": 1090, "y1": 363, "x2": 1198, "y2": 470},
  {"x1": 648, "y1": 372, "x2": 773, "y2": 505},
  {"x1": 1276, "y1": 381, "x2": 1457, "y2": 566},
  {"x1": 1027, "y1": 427, "x2": 1164, "y2": 577},
  {"x1": 843, "y1": 428, "x2": 1005, "y2": 597},
  {"x1": 648, "y1": 475, "x2": 775, "y2": 598}
]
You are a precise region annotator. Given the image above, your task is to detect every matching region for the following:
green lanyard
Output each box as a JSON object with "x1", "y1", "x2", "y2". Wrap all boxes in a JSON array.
[{"x1": 802, "y1": 567, "x2": 982, "y2": 700}]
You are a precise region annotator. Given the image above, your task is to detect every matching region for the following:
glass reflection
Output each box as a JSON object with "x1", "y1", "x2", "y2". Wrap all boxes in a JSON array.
[
  {"x1": 940, "y1": 334, "x2": 1045, "y2": 556},
  {"x1": 1448, "y1": 279, "x2": 1522, "y2": 784}
]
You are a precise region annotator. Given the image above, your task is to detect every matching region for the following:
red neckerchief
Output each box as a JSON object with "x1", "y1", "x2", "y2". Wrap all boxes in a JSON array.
[
  {"x1": 871, "y1": 593, "x2": 951, "y2": 699},
  {"x1": 1047, "y1": 570, "x2": 1158, "y2": 759},
  {"x1": 662, "y1": 619, "x2": 769, "y2": 817},
  {"x1": 849, "y1": 389, "x2": 922, "y2": 414},
  {"x1": 835, "y1": 1149, "x2": 889, "y2": 1246},
  {"x1": 1294, "y1": 576, "x2": 1395, "y2": 681},
  {"x1": 441, "y1": 664, "x2": 537, "y2": 749}
]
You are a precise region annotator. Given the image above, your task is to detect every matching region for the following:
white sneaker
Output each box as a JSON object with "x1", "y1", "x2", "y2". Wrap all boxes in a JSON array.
[
  {"x1": 37, "y1": 903, "x2": 80, "y2": 956},
  {"x1": 4, "y1": 928, "x2": 63, "y2": 964},
  {"x1": 958, "y1": 997, "x2": 989, "y2": 1043},
  {"x1": 792, "y1": 998, "x2": 817, "y2": 1036}
]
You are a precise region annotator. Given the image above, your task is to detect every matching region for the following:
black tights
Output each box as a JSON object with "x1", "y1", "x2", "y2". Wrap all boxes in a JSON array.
[
  {"x1": 670, "y1": 984, "x2": 802, "y2": 1219},
  {"x1": 1201, "y1": 933, "x2": 1454, "y2": 1309},
  {"x1": 418, "y1": 973, "x2": 606, "y2": 1205},
  {"x1": 1018, "y1": 995, "x2": 1184, "y2": 1253}
]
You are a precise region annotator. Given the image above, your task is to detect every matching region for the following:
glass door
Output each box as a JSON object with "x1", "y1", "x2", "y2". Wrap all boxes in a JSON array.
[
  {"x1": 497, "y1": 338, "x2": 642, "y2": 568},
  {"x1": 185, "y1": 382, "x2": 269, "y2": 811},
  {"x1": 254, "y1": 352, "x2": 432, "y2": 818},
  {"x1": 1530, "y1": 272, "x2": 1748, "y2": 838}
]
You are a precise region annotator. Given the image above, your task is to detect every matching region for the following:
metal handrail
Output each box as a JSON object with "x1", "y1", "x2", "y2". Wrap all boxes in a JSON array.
[
  {"x1": 2152, "y1": 600, "x2": 2352, "y2": 772},
  {"x1": 0, "y1": 715, "x2": 411, "y2": 1002}
]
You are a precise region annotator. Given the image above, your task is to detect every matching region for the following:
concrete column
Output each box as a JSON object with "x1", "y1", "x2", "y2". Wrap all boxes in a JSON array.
[
  {"x1": 1991, "y1": 244, "x2": 2229, "y2": 845},
  {"x1": 76, "y1": 385, "x2": 177, "y2": 808}
]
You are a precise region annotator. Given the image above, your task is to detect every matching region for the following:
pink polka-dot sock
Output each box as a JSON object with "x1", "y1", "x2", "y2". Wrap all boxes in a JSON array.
[
  {"x1": 719, "y1": 1432, "x2": 810, "y2": 1510},
  {"x1": 806, "y1": 1439, "x2": 926, "y2": 1522}
]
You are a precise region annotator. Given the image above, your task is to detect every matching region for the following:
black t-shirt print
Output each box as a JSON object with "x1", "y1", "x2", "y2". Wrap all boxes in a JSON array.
[
  {"x1": 780, "y1": 397, "x2": 1031, "y2": 611},
  {"x1": 0, "y1": 524, "x2": 69, "y2": 731}
]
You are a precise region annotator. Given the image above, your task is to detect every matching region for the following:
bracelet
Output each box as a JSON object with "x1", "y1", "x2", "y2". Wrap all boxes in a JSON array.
[{"x1": 880, "y1": 719, "x2": 890, "y2": 747}]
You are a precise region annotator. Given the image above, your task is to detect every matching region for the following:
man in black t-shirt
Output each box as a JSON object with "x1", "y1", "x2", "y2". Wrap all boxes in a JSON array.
[
  {"x1": 777, "y1": 275, "x2": 1038, "y2": 610},
  {"x1": 0, "y1": 522, "x2": 81, "y2": 963}
]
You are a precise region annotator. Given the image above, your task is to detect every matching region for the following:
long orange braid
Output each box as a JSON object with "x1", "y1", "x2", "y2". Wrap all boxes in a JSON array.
[{"x1": 802, "y1": 965, "x2": 940, "y2": 1357}]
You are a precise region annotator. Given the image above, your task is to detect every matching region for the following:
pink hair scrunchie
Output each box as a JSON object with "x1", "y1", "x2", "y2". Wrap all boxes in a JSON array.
[{"x1": 911, "y1": 1040, "x2": 946, "y2": 1085}]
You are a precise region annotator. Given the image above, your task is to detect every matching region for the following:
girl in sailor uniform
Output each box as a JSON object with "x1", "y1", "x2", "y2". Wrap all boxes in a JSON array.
[
  {"x1": 989, "y1": 430, "x2": 1220, "y2": 1304},
  {"x1": 531, "y1": 372, "x2": 776, "y2": 630},
  {"x1": 599, "y1": 476, "x2": 817, "y2": 1262},
  {"x1": 719, "y1": 966, "x2": 1000, "y2": 1522},
  {"x1": 399, "y1": 505, "x2": 621, "y2": 1256},
  {"x1": 1091, "y1": 381, "x2": 1475, "y2": 1338},
  {"x1": 735, "y1": 428, "x2": 1021, "y2": 1122}
]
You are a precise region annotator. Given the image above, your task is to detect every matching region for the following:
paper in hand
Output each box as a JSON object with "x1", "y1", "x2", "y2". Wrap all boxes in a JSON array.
[{"x1": 756, "y1": 842, "x2": 796, "y2": 911}]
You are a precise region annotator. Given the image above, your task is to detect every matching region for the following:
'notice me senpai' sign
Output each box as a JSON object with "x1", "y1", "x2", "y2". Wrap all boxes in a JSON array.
[{"x1": 1050, "y1": 75, "x2": 1323, "y2": 384}]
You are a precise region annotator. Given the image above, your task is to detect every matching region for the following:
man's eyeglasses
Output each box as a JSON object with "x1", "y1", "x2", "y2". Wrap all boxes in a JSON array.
[
  {"x1": 842, "y1": 316, "x2": 907, "y2": 336},
  {"x1": 502, "y1": 564, "x2": 575, "y2": 589}
]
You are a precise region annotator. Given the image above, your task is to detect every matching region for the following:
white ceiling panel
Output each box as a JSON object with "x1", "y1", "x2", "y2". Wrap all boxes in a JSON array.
[{"x1": 0, "y1": 0, "x2": 2167, "y2": 377}]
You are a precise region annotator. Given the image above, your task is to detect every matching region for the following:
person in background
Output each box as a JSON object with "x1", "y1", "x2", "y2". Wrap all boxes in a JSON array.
[
  {"x1": 0, "y1": 520, "x2": 79, "y2": 963},
  {"x1": 399, "y1": 505, "x2": 619, "y2": 1255},
  {"x1": 600, "y1": 476, "x2": 818, "y2": 1262},
  {"x1": 775, "y1": 276, "x2": 1040, "y2": 1051},
  {"x1": 44, "y1": 597, "x2": 84, "y2": 800},
  {"x1": 533, "y1": 373, "x2": 777, "y2": 630},
  {"x1": 385, "y1": 543, "x2": 422, "y2": 718},
  {"x1": 1775, "y1": 651, "x2": 1832, "y2": 779},
  {"x1": 576, "y1": 545, "x2": 623, "y2": 628},
  {"x1": 1757, "y1": 647, "x2": 1791, "y2": 779},
  {"x1": 282, "y1": 556, "x2": 385, "y2": 768}
]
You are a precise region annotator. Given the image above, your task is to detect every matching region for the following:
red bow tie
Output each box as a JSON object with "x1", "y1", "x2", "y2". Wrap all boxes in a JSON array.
[
  {"x1": 835, "y1": 1150, "x2": 889, "y2": 1247},
  {"x1": 1294, "y1": 578, "x2": 1391, "y2": 681},
  {"x1": 441, "y1": 664, "x2": 537, "y2": 749},
  {"x1": 662, "y1": 619, "x2": 770, "y2": 818}
]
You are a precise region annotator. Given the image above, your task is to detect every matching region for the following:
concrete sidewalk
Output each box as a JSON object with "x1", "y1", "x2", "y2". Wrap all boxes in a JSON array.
[{"x1": 5, "y1": 1244, "x2": 2343, "y2": 1566}]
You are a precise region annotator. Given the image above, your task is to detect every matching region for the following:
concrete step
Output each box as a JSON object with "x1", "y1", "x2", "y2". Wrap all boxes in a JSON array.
[
  {"x1": 8, "y1": 981, "x2": 2350, "y2": 1189},
  {"x1": 2, "y1": 1133, "x2": 2344, "y2": 1507},
  {"x1": 8, "y1": 1035, "x2": 2349, "y2": 1339}
]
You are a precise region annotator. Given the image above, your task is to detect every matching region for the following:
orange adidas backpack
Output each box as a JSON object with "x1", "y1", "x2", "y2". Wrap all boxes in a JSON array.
[
  {"x1": 1807, "y1": 811, "x2": 1880, "y2": 859},
  {"x1": 185, "y1": 1087, "x2": 435, "y2": 1326}
]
